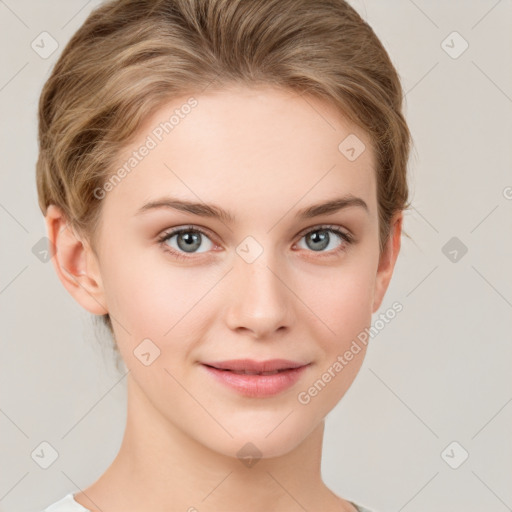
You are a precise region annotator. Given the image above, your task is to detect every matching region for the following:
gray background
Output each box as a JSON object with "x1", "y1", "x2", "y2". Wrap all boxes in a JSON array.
[{"x1": 1, "y1": 1, "x2": 511, "y2": 511}]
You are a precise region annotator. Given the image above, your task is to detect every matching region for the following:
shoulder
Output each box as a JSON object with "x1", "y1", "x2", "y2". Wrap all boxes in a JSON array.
[{"x1": 40, "y1": 493, "x2": 91, "y2": 512}]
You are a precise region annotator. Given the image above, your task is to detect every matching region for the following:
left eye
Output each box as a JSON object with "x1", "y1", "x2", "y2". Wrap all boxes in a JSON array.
[{"x1": 295, "y1": 226, "x2": 352, "y2": 253}]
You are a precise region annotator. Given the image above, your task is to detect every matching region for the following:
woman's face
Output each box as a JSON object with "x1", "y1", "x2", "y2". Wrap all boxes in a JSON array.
[{"x1": 59, "y1": 84, "x2": 401, "y2": 459}]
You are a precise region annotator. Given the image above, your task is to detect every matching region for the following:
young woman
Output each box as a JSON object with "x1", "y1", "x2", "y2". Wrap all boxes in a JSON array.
[{"x1": 37, "y1": 0, "x2": 411, "y2": 510}]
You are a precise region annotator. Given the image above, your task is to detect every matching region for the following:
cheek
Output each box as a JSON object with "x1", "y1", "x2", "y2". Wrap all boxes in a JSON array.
[
  {"x1": 292, "y1": 265, "x2": 375, "y2": 416},
  {"x1": 299, "y1": 258, "x2": 376, "y2": 342},
  {"x1": 100, "y1": 248, "x2": 222, "y2": 345}
]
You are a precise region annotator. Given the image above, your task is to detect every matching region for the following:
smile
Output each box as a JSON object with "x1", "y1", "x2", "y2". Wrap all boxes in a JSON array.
[{"x1": 200, "y1": 360, "x2": 311, "y2": 398}]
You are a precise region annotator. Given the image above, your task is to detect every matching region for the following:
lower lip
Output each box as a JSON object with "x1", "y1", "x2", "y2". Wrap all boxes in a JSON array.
[{"x1": 201, "y1": 364, "x2": 310, "y2": 398}]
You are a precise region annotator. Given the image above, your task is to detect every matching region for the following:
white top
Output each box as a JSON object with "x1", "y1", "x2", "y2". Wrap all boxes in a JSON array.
[
  {"x1": 42, "y1": 493, "x2": 89, "y2": 511},
  {"x1": 42, "y1": 492, "x2": 375, "y2": 511}
]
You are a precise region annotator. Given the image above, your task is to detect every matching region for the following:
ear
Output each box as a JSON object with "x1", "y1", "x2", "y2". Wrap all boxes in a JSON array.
[
  {"x1": 372, "y1": 212, "x2": 403, "y2": 313},
  {"x1": 45, "y1": 204, "x2": 108, "y2": 315}
]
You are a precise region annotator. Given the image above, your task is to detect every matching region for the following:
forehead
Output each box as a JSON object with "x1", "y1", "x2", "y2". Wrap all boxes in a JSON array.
[{"x1": 102, "y1": 84, "x2": 376, "y2": 222}]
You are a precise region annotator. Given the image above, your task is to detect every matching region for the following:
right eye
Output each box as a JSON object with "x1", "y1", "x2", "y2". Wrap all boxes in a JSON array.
[{"x1": 157, "y1": 225, "x2": 217, "y2": 260}]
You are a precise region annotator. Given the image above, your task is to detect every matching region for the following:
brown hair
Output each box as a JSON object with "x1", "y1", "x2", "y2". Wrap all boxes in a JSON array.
[{"x1": 36, "y1": 0, "x2": 412, "y2": 351}]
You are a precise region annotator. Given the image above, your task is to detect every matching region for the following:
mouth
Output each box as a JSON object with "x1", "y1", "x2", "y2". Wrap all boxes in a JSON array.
[
  {"x1": 201, "y1": 358, "x2": 309, "y2": 373},
  {"x1": 202, "y1": 366, "x2": 292, "y2": 376},
  {"x1": 200, "y1": 359, "x2": 311, "y2": 398}
]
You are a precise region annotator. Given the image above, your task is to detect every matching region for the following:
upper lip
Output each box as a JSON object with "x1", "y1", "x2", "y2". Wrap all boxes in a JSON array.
[{"x1": 201, "y1": 359, "x2": 309, "y2": 372}]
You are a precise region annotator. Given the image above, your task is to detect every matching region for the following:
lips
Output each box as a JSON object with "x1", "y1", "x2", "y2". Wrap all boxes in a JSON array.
[
  {"x1": 200, "y1": 359, "x2": 311, "y2": 398},
  {"x1": 205, "y1": 367, "x2": 287, "y2": 376},
  {"x1": 201, "y1": 358, "x2": 308, "y2": 374}
]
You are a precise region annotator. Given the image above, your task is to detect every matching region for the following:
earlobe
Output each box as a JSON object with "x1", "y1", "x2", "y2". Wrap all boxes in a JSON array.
[
  {"x1": 45, "y1": 204, "x2": 108, "y2": 315},
  {"x1": 372, "y1": 213, "x2": 403, "y2": 313}
]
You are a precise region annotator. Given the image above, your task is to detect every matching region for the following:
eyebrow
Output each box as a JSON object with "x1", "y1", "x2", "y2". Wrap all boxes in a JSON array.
[{"x1": 135, "y1": 194, "x2": 369, "y2": 223}]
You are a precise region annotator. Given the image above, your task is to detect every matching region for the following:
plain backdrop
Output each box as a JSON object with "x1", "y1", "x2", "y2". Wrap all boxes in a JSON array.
[{"x1": 0, "y1": 1, "x2": 511, "y2": 511}]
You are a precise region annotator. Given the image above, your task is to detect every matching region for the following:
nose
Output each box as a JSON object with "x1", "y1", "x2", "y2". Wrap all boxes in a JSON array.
[{"x1": 224, "y1": 251, "x2": 294, "y2": 339}]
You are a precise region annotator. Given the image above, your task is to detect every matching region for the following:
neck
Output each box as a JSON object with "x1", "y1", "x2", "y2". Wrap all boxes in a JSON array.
[{"x1": 75, "y1": 373, "x2": 351, "y2": 512}]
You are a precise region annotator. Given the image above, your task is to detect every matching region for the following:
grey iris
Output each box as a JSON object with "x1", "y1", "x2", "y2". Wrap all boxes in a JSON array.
[
  {"x1": 306, "y1": 230, "x2": 330, "y2": 251},
  {"x1": 177, "y1": 231, "x2": 202, "y2": 252}
]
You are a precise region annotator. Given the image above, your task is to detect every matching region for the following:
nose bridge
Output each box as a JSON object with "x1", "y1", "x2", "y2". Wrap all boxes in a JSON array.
[{"x1": 225, "y1": 240, "x2": 293, "y2": 336}]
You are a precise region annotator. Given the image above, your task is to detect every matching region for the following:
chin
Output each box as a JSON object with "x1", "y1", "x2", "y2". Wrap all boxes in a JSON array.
[{"x1": 198, "y1": 420, "x2": 317, "y2": 462}]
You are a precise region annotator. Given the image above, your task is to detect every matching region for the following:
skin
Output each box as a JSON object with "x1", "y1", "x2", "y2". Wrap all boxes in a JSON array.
[{"x1": 46, "y1": 84, "x2": 402, "y2": 512}]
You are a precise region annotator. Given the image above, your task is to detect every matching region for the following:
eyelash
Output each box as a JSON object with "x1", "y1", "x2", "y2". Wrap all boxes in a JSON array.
[{"x1": 156, "y1": 224, "x2": 354, "y2": 262}]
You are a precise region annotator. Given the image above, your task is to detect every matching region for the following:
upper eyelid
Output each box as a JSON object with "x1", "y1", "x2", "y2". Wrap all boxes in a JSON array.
[
  {"x1": 160, "y1": 225, "x2": 216, "y2": 242},
  {"x1": 296, "y1": 223, "x2": 349, "y2": 237}
]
